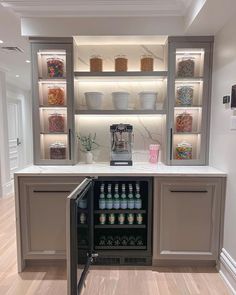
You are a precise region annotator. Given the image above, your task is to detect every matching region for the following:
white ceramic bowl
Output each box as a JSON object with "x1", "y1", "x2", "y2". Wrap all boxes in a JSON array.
[
  {"x1": 139, "y1": 91, "x2": 158, "y2": 110},
  {"x1": 84, "y1": 92, "x2": 103, "y2": 110},
  {"x1": 112, "y1": 92, "x2": 130, "y2": 110}
]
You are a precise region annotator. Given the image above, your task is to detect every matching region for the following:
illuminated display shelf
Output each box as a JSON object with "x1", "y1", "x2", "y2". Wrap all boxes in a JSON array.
[
  {"x1": 167, "y1": 36, "x2": 214, "y2": 165},
  {"x1": 31, "y1": 37, "x2": 75, "y2": 165},
  {"x1": 75, "y1": 109, "x2": 166, "y2": 115}
]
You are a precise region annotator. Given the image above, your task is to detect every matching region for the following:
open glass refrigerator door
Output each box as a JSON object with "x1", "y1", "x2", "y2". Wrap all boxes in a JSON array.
[{"x1": 67, "y1": 178, "x2": 98, "y2": 295}]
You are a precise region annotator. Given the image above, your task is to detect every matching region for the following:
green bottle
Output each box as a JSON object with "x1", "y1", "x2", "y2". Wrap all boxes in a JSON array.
[
  {"x1": 127, "y1": 184, "x2": 135, "y2": 209},
  {"x1": 113, "y1": 184, "x2": 120, "y2": 209},
  {"x1": 106, "y1": 184, "x2": 113, "y2": 209},
  {"x1": 120, "y1": 184, "x2": 127, "y2": 209}
]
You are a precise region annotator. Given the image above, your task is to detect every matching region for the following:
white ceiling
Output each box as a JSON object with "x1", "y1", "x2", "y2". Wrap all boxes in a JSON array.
[
  {"x1": 1, "y1": 0, "x2": 236, "y2": 91},
  {"x1": 1, "y1": 0, "x2": 193, "y2": 17}
]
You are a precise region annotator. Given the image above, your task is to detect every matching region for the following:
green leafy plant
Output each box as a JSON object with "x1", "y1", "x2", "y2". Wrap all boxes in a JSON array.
[{"x1": 77, "y1": 133, "x2": 99, "y2": 152}]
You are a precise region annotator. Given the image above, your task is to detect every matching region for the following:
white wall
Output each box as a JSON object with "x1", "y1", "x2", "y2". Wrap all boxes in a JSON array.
[
  {"x1": 210, "y1": 14, "x2": 236, "y2": 290},
  {"x1": 0, "y1": 71, "x2": 11, "y2": 197},
  {"x1": 0, "y1": 72, "x2": 32, "y2": 198}
]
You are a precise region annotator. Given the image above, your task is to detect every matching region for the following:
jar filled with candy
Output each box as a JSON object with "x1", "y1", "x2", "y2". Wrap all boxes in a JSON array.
[
  {"x1": 176, "y1": 112, "x2": 193, "y2": 132},
  {"x1": 47, "y1": 57, "x2": 64, "y2": 78},
  {"x1": 47, "y1": 86, "x2": 65, "y2": 106},
  {"x1": 175, "y1": 141, "x2": 192, "y2": 160},
  {"x1": 49, "y1": 142, "x2": 66, "y2": 159},
  {"x1": 176, "y1": 86, "x2": 193, "y2": 106},
  {"x1": 177, "y1": 57, "x2": 195, "y2": 77},
  {"x1": 48, "y1": 113, "x2": 65, "y2": 133}
]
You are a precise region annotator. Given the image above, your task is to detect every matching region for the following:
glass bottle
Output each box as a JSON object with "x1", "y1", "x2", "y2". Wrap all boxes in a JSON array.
[
  {"x1": 120, "y1": 184, "x2": 127, "y2": 209},
  {"x1": 106, "y1": 184, "x2": 113, "y2": 209},
  {"x1": 134, "y1": 183, "x2": 142, "y2": 209},
  {"x1": 99, "y1": 184, "x2": 106, "y2": 209},
  {"x1": 127, "y1": 184, "x2": 135, "y2": 209},
  {"x1": 113, "y1": 184, "x2": 120, "y2": 209}
]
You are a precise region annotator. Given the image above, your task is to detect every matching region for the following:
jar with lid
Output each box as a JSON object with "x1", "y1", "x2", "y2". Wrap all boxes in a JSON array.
[
  {"x1": 90, "y1": 55, "x2": 103, "y2": 72},
  {"x1": 140, "y1": 55, "x2": 154, "y2": 71},
  {"x1": 175, "y1": 112, "x2": 193, "y2": 132},
  {"x1": 115, "y1": 55, "x2": 128, "y2": 72},
  {"x1": 177, "y1": 57, "x2": 195, "y2": 77},
  {"x1": 47, "y1": 57, "x2": 64, "y2": 78},
  {"x1": 175, "y1": 141, "x2": 192, "y2": 160},
  {"x1": 49, "y1": 142, "x2": 66, "y2": 159},
  {"x1": 176, "y1": 86, "x2": 194, "y2": 106},
  {"x1": 47, "y1": 85, "x2": 65, "y2": 106},
  {"x1": 48, "y1": 113, "x2": 65, "y2": 133}
]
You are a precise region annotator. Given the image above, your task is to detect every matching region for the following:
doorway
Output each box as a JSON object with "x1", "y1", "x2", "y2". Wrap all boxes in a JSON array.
[{"x1": 7, "y1": 100, "x2": 23, "y2": 179}]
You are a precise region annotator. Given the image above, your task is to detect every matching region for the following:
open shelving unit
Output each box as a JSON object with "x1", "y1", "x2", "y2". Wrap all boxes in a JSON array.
[
  {"x1": 167, "y1": 36, "x2": 214, "y2": 165},
  {"x1": 31, "y1": 38, "x2": 75, "y2": 165}
]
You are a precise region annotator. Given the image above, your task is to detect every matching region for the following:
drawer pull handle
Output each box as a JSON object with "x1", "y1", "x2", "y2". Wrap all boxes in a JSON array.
[
  {"x1": 33, "y1": 190, "x2": 71, "y2": 193},
  {"x1": 170, "y1": 190, "x2": 208, "y2": 193}
]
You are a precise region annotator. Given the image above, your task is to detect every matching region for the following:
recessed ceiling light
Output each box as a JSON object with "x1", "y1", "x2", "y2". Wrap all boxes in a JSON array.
[
  {"x1": 16, "y1": 74, "x2": 20, "y2": 78},
  {"x1": 25, "y1": 60, "x2": 31, "y2": 63},
  {"x1": 0, "y1": 40, "x2": 3, "y2": 44}
]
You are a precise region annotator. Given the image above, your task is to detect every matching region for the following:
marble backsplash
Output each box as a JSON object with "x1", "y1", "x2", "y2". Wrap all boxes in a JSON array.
[{"x1": 75, "y1": 115, "x2": 166, "y2": 163}]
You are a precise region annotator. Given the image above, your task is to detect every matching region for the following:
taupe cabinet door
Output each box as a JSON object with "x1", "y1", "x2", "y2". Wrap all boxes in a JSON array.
[
  {"x1": 153, "y1": 177, "x2": 224, "y2": 262},
  {"x1": 18, "y1": 177, "x2": 83, "y2": 260}
]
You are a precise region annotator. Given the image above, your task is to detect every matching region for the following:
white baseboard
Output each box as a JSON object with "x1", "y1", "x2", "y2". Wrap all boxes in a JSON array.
[
  {"x1": 219, "y1": 248, "x2": 236, "y2": 295},
  {"x1": 1, "y1": 180, "x2": 14, "y2": 197}
]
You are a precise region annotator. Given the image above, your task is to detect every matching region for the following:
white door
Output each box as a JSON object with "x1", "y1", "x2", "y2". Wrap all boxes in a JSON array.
[{"x1": 7, "y1": 101, "x2": 23, "y2": 179}]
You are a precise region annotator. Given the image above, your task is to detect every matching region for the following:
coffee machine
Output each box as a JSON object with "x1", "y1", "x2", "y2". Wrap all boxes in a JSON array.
[{"x1": 110, "y1": 123, "x2": 133, "y2": 166}]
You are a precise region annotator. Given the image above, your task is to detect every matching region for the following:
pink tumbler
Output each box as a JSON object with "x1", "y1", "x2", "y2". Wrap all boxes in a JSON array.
[{"x1": 149, "y1": 144, "x2": 160, "y2": 163}]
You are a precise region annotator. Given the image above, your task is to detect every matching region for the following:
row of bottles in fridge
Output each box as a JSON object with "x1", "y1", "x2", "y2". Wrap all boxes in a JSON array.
[
  {"x1": 97, "y1": 213, "x2": 144, "y2": 225},
  {"x1": 98, "y1": 183, "x2": 142, "y2": 210},
  {"x1": 97, "y1": 235, "x2": 145, "y2": 247}
]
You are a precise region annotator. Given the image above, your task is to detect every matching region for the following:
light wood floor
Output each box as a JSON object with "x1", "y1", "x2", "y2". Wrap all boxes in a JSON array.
[{"x1": 0, "y1": 196, "x2": 231, "y2": 295}]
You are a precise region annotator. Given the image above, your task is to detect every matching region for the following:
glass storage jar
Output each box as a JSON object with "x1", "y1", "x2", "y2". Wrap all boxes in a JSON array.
[
  {"x1": 176, "y1": 86, "x2": 194, "y2": 106},
  {"x1": 140, "y1": 55, "x2": 154, "y2": 71},
  {"x1": 90, "y1": 55, "x2": 103, "y2": 72},
  {"x1": 48, "y1": 113, "x2": 65, "y2": 133},
  {"x1": 47, "y1": 85, "x2": 65, "y2": 106},
  {"x1": 115, "y1": 55, "x2": 128, "y2": 72},
  {"x1": 177, "y1": 57, "x2": 195, "y2": 77},
  {"x1": 47, "y1": 57, "x2": 64, "y2": 78},
  {"x1": 176, "y1": 112, "x2": 193, "y2": 132},
  {"x1": 175, "y1": 141, "x2": 192, "y2": 160},
  {"x1": 49, "y1": 142, "x2": 66, "y2": 159}
]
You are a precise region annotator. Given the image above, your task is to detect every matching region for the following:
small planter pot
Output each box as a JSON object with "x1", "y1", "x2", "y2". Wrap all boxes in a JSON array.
[
  {"x1": 112, "y1": 92, "x2": 130, "y2": 110},
  {"x1": 85, "y1": 151, "x2": 93, "y2": 164},
  {"x1": 84, "y1": 92, "x2": 103, "y2": 110},
  {"x1": 139, "y1": 91, "x2": 158, "y2": 110}
]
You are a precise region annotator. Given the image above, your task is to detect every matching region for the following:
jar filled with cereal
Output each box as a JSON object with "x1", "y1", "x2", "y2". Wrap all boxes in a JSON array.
[
  {"x1": 90, "y1": 55, "x2": 103, "y2": 72},
  {"x1": 115, "y1": 55, "x2": 128, "y2": 72},
  {"x1": 140, "y1": 55, "x2": 154, "y2": 71}
]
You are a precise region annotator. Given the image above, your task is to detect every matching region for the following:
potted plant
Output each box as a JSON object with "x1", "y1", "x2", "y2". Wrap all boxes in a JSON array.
[{"x1": 77, "y1": 133, "x2": 99, "y2": 164}]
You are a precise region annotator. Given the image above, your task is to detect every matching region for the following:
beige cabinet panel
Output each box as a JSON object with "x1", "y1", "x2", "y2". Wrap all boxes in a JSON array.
[
  {"x1": 153, "y1": 177, "x2": 225, "y2": 263},
  {"x1": 18, "y1": 176, "x2": 84, "y2": 260}
]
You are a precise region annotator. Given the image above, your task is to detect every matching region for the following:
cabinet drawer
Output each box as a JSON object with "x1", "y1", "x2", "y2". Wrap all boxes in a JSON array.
[{"x1": 153, "y1": 177, "x2": 223, "y2": 263}]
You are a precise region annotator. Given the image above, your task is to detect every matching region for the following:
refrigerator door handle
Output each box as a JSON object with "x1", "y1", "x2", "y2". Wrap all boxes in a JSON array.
[{"x1": 77, "y1": 252, "x2": 98, "y2": 295}]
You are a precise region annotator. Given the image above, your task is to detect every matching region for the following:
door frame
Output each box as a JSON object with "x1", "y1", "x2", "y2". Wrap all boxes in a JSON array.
[{"x1": 7, "y1": 97, "x2": 24, "y2": 175}]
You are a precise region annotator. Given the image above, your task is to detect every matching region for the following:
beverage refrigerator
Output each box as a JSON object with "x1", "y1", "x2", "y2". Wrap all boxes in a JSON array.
[{"x1": 67, "y1": 177, "x2": 153, "y2": 295}]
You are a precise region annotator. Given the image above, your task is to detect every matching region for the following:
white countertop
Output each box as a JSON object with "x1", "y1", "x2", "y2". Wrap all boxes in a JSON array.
[{"x1": 15, "y1": 162, "x2": 227, "y2": 177}]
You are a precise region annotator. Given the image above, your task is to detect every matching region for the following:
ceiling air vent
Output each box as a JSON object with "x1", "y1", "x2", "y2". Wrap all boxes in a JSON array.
[{"x1": 1, "y1": 46, "x2": 24, "y2": 53}]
